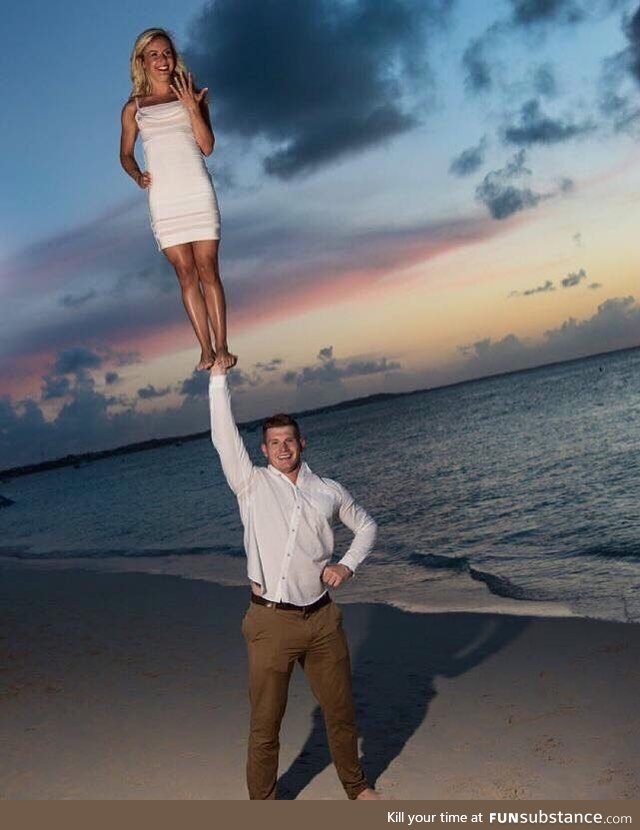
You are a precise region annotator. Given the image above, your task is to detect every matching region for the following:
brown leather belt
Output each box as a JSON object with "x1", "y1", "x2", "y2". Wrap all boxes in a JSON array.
[{"x1": 250, "y1": 591, "x2": 331, "y2": 613}]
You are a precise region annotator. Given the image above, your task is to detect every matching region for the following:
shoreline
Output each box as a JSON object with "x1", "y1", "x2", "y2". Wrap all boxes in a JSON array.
[
  {"x1": 0, "y1": 554, "x2": 580, "y2": 623},
  {"x1": 1, "y1": 566, "x2": 638, "y2": 799}
]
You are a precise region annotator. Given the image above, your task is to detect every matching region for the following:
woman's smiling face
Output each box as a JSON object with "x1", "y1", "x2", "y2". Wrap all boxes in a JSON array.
[{"x1": 142, "y1": 36, "x2": 175, "y2": 83}]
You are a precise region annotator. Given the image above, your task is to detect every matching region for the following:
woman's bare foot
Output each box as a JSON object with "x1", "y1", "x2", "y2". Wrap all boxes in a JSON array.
[
  {"x1": 196, "y1": 349, "x2": 216, "y2": 371},
  {"x1": 215, "y1": 346, "x2": 238, "y2": 370}
]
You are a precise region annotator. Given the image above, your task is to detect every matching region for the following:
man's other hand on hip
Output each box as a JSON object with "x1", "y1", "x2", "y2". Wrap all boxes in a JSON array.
[{"x1": 321, "y1": 563, "x2": 352, "y2": 588}]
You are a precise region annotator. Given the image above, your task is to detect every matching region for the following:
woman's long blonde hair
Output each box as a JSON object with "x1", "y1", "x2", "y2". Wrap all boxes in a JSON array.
[{"x1": 129, "y1": 28, "x2": 189, "y2": 100}]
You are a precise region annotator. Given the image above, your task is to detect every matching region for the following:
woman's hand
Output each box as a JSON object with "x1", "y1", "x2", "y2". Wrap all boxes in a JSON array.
[
  {"x1": 170, "y1": 72, "x2": 208, "y2": 113},
  {"x1": 136, "y1": 171, "x2": 152, "y2": 189}
]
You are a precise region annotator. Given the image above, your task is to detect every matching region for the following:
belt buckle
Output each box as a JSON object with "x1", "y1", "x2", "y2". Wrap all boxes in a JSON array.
[{"x1": 266, "y1": 601, "x2": 276, "y2": 609}]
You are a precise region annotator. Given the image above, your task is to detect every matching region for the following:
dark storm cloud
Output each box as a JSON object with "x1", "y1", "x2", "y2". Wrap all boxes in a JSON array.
[
  {"x1": 561, "y1": 267, "x2": 587, "y2": 287},
  {"x1": 503, "y1": 99, "x2": 594, "y2": 146},
  {"x1": 185, "y1": 0, "x2": 454, "y2": 178},
  {"x1": 105, "y1": 372, "x2": 121, "y2": 386},
  {"x1": 283, "y1": 346, "x2": 401, "y2": 387},
  {"x1": 510, "y1": 279, "x2": 556, "y2": 297},
  {"x1": 449, "y1": 137, "x2": 488, "y2": 177},
  {"x1": 137, "y1": 384, "x2": 172, "y2": 400}
]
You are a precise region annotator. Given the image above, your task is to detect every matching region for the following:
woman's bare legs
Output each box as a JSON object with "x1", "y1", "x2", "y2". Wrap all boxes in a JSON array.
[
  {"x1": 163, "y1": 242, "x2": 216, "y2": 370},
  {"x1": 192, "y1": 239, "x2": 237, "y2": 370}
]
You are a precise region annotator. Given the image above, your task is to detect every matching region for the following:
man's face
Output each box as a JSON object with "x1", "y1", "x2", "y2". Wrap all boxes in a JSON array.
[{"x1": 261, "y1": 426, "x2": 305, "y2": 475}]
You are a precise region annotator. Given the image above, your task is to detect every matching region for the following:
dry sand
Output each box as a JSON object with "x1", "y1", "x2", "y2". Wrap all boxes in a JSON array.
[{"x1": 1, "y1": 566, "x2": 638, "y2": 800}]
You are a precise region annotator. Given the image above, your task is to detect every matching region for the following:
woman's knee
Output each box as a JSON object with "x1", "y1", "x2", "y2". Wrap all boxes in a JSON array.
[
  {"x1": 194, "y1": 257, "x2": 221, "y2": 287},
  {"x1": 171, "y1": 259, "x2": 199, "y2": 289}
]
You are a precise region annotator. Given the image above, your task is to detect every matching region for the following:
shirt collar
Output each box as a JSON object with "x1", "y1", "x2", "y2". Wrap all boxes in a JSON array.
[{"x1": 267, "y1": 460, "x2": 311, "y2": 487}]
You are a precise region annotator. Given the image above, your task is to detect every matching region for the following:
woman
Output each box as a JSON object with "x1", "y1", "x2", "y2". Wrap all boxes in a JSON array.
[{"x1": 120, "y1": 28, "x2": 236, "y2": 371}]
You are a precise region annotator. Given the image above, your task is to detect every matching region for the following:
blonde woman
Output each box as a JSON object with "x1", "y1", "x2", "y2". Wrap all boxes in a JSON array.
[{"x1": 120, "y1": 28, "x2": 236, "y2": 371}]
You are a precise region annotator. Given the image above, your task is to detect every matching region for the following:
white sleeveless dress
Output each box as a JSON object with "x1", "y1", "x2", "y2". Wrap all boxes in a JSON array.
[{"x1": 135, "y1": 99, "x2": 221, "y2": 251}]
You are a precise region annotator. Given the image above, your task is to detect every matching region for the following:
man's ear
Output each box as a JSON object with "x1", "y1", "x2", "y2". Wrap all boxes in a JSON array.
[
  {"x1": 261, "y1": 443, "x2": 268, "y2": 459},
  {"x1": 300, "y1": 437, "x2": 306, "y2": 451}
]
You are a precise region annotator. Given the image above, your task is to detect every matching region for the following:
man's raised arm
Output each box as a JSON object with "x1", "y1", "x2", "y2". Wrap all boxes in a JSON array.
[{"x1": 209, "y1": 366, "x2": 254, "y2": 496}]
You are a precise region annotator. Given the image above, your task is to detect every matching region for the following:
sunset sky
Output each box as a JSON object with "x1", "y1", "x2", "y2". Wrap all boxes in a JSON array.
[{"x1": 2, "y1": 0, "x2": 640, "y2": 468}]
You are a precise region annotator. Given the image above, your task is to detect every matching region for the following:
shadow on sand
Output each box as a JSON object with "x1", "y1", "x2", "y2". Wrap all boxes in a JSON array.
[{"x1": 277, "y1": 602, "x2": 529, "y2": 798}]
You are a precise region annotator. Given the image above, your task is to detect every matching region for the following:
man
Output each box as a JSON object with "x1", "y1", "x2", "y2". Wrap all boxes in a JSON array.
[{"x1": 208, "y1": 360, "x2": 380, "y2": 800}]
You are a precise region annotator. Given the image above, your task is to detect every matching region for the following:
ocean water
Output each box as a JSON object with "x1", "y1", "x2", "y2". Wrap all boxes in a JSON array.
[{"x1": 1, "y1": 348, "x2": 639, "y2": 623}]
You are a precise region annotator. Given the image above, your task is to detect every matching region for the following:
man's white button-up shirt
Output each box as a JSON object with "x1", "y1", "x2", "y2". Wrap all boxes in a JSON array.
[{"x1": 209, "y1": 374, "x2": 377, "y2": 605}]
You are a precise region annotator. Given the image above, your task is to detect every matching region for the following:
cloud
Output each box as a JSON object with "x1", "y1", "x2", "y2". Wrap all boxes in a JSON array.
[
  {"x1": 589, "y1": 282, "x2": 603, "y2": 289},
  {"x1": 253, "y1": 358, "x2": 283, "y2": 373},
  {"x1": 510, "y1": 279, "x2": 556, "y2": 297},
  {"x1": 475, "y1": 149, "x2": 572, "y2": 220},
  {"x1": 462, "y1": 36, "x2": 495, "y2": 93},
  {"x1": 0, "y1": 379, "x2": 210, "y2": 471},
  {"x1": 185, "y1": 0, "x2": 453, "y2": 178},
  {"x1": 503, "y1": 98, "x2": 593, "y2": 145},
  {"x1": 1, "y1": 203, "x2": 512, "y2": 399},
  {"x1": 41, "y1": 375, "x2": 71, "y2": 401},
  {"x1": 179, "y1": 370, "x2": 210, "y2": 400},
  {"x1": 508, "y1": 0, "x2": 585, "y2": 26},
  {"x1": 59, "y1": 290, "x2": 97, "y2": 309},
  {"x1": 53, "y1": 346, "x2": 103, "y2": 376},
  {"x1": 105, "y1": 372, "x2": 121, "y2": 386},
  {"x1": 461, "y1": 0, "x2": 624, "y2": 100},
  {"x1": 508, "y1": 0, "x2": 626, "y2": 27},
  {"x1": 511, "y1": 268, "x2": 592, "y2": 296},
  {"x1": 137, "y1": 384, "x2": 172, "y2": 400},
  {"x1": 449, "y1": 137, "x2": 488, "y2": 177},
  {"x1": 533, "y1": 63, "x2": 558, "y2": 97},
  {"x1": 475, "y1": 149, "x2": 546, "y2": 219},
  {"x1": 561, "y1": 267, "x2": 587, "y2": 287},
  {"x1": 459, "y1": 295, "x2": 640, "y2": 375},
  {"x1": 283, "y1": 345, "x2": 401, "y2": 387},
  {"x1": 625, "y1": 4, "x2": 640, "y2": 83}
]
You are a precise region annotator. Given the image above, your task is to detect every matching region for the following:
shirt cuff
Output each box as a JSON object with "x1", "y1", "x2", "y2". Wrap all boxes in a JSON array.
[
  {"x1": 338, "y1": 555, "x2": 358, "y2": 577},
  {"x1": 209, "y1": 373, "x2": 228, "y2": 389}
]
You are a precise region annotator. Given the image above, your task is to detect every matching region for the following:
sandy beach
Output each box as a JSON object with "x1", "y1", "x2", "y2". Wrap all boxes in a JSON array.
[{"x1": 1, "y1": 565, "x2": 638, "y2": 800}]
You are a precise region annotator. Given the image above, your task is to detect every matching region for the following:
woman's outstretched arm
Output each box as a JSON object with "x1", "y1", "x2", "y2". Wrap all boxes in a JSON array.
[{"x1": 119, "y1": 101, "x2": 150, "y2": 188}]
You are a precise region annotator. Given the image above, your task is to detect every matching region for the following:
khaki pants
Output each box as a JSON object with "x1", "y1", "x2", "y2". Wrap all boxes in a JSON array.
[{"x1": 241, "y1": 598, "x2": 368, "y2": 800}]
